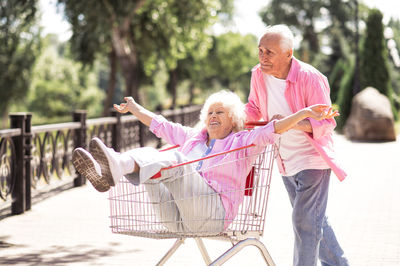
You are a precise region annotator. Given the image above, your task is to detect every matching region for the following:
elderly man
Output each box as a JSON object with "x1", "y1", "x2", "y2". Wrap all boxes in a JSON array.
[{"x1": 245, "y1": 25, "x2": 349, "y2": 266}]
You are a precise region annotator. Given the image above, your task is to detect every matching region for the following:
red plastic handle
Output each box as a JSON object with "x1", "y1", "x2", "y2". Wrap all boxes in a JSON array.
[{"x1": 244, "y1": 121, "x2": 268, "y2": 128}]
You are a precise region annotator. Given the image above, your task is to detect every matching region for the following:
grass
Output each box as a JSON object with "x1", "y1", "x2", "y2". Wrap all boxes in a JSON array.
[{"x1": 395, "y1": 120, "x2": 400, "y2": 136}]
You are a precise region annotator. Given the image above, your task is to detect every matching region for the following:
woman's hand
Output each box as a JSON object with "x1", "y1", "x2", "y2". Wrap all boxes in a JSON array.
[
  {"x1": 273, "y1": 104, "x2": 339, "y2": 134},
  {"x1": 113, "y1": 97, "x2": 138, "y2": 114},
  {"x1": 113, "y1": 96, "x2": 155, "y2": 127},
  {"x1": 305, "y1": 104, "x2": 339, "y2": 121}
]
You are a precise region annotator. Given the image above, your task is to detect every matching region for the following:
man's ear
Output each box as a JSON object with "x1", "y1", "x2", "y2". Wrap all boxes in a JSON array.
[{"x1": 287, "y1": 49, "x2": 293, "y2": 58}]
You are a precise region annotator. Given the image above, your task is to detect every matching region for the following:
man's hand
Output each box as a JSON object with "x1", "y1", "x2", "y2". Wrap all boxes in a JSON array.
[{"x1": 270, "y1": 114, "x2": 285, "y2": 121}]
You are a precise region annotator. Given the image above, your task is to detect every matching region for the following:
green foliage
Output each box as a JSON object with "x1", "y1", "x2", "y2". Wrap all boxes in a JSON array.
[
  {"x1": 336, "y1": 59, "x2": 355, "y2": 131},
  {"x1": 323, "y1": 26, "x2": 351, "y2": 73},
  {"x1": 259, "y1": 0, "x2": 356, "y2": 63},
  {"x1": 257, "y1": 0, "x2": 372, "y2": 80},
  {"x1": 0, "y1": 0, "x2": 41, "y2": 116},
  {"x1": 203, "y1": 33, "x2": 258, "y2": 96},
  {"x1": 360, "y1": 9, "x2": 390, "y2": 95},
  {"x1": 387, "y1": 19, "x2": 400, "y2": 119},
  {"x1": 137, "y1": 0, "x2": 220, "y2": 72},
  {"x1": 59, "y1": 0, "x2": 233, "y2": 103},
  {"x1": 359, "y1": 8, "x2": 398, "y2": 120},
  {"x1": 259, "y1": 0, "x2": 322, "y2": 60},
  {"x1": 152, "y1": 31, "x2": 257, "y2": 107},
  {"x1": 27, "y1": 45, "x2": 104, "y2": 120},
  {"x1": 329, "y1": 58, "x2": 347, "y2": 103},
  {"x1": 140, "y1": 62, "x2": 170, "y2": 110},
  {"x1": 325, "y1": 27, "x2": 353, "y2": 103}
]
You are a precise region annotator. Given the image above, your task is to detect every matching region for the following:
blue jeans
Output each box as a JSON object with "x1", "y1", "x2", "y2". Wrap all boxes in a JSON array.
[{"x1": 282, "y1": 169, "x2": 349, "y2": 266}]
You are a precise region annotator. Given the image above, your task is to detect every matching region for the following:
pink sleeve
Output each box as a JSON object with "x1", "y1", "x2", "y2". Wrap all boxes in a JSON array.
[
  {"x1": 240, "y1": 121, "x2": 280, "y2": 146},
  {"x1": 306, "y1": 76, "x2": 336, "y2": 139},
  {"x1": 149, "y1": 115, "x2": 197, "y2": 146},
  {"x1": 245, "y1": 73, "x2": 263, "y2": 122}
]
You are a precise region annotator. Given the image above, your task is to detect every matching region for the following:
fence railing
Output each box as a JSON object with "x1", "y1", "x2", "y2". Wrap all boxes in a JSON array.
[{"x1": 0, "y1": 105, "x2": 202, "y2": 216}]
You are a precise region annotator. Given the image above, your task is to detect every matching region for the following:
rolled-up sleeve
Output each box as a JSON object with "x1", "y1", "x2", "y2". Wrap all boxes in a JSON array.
[
  {"x1": 306, "y1": 75, "x2": 337, "y2": 139},
  {"x1": 240, "y1": 120, "x2": 280, "y2": 146},
  {"x1": 245, "y1": 70, "x2": 263, "y2": 122},
  {"x1": 149, "y1": 115, "x2": 197, "y2": 146}
]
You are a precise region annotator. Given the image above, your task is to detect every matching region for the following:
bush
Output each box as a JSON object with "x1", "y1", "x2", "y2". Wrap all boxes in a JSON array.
[
  {"x1": 336, "y1": 60, "x2": 355, "y2": 131},
  {"x1": 27, "y1": 46, "x2": 104, "y2": 120}
]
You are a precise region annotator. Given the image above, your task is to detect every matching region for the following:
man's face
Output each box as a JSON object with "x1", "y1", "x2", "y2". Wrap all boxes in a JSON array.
[{"x1": 258, "y1": 34, "x2": 292, "y2": 79}]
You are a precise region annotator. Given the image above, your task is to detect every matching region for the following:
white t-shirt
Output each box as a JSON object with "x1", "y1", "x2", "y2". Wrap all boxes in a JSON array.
[
  {"x1": 264, "y1": 73, "x2": 329, "y2": 176},
  {"x1": 186, "y1": 142, "x2": 208, "y2": 160},
  {"x1": 186, "y1": 139, "x2": 216, "y2": 171}
]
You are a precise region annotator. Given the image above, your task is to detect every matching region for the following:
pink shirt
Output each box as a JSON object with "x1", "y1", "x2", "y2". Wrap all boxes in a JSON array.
[
  {"x1": 245, "y1": 57, "x2": 347, "y2": 181},
  {"x1": 150, "y1": 115, "x2": 279, "y2": 227}
]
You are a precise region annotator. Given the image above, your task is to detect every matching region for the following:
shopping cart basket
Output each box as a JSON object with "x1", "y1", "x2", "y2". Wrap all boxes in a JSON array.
[{"x1": 108, "y1": 122, "x2": 276, "y2": 265}]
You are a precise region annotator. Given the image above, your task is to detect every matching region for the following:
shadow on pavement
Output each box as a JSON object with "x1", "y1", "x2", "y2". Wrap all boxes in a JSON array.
[{"x1": 0, "y1": 243, "x2": 142, "y2": 265}]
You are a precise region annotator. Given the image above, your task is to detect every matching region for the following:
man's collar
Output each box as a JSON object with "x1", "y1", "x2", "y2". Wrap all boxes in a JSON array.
[{"x1": 286, "y1": 57, "x2": 300, "y2": 83}]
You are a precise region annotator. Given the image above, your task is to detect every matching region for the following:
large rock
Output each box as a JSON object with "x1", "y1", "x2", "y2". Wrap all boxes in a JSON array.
[{"x1": 344, "y1": 87, "x2": 396, "y2": 141}]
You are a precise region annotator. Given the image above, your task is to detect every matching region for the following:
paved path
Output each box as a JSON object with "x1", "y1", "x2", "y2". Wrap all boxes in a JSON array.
[{"x1": 1, "y1": 133, "x2": 400, "y2": 265}]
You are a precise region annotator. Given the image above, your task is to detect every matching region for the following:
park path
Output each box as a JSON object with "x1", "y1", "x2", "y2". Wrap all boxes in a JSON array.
[{"x1": 1, "y1": 133, "x2": 399, "y2": 265}]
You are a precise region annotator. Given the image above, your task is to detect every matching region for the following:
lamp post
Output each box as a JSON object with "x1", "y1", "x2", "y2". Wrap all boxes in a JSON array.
[{"x1": 353, "y1": 0, "x2": 361, "y2": 96}]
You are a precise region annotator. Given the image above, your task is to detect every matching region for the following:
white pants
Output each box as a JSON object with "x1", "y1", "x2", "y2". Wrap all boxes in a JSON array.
[{"x1": 124, "y1": 147, "x2": 225, "y2": 233}]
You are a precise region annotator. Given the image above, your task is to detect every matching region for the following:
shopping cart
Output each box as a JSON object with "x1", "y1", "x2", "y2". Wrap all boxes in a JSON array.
[{"x1": 108, "y1": 122, "x2": 276, "y2": 265}]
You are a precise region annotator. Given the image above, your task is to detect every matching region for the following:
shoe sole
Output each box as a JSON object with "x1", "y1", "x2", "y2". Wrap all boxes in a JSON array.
[
  {"x1": 72, "y1": 148, "x2": 110, "y2": 192},
  {"x1": 89, "y1": 138, "x2": 115, "y2": 186}
]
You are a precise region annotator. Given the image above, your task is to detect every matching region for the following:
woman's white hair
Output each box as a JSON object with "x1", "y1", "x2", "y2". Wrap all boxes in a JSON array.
[
  {"x1": 262, "y1": 24, "x2": 294, "y2": 52},
  {"x1": 200, "y1": 90, "x2": 246, "y2": 132}
]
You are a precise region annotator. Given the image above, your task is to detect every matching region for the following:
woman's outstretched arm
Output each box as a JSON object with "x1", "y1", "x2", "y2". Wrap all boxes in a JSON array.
[
  {"x1": 274, "y1": 104, "x2": 339, "y2": 134},
  {"x1": 113, "y1": 97, "x2": 155, "y2": 127}
]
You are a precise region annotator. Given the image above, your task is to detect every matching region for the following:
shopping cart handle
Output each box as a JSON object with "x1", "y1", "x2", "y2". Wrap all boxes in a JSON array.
[
  {"x1": 151, "y1": 122, "x2": 268, "y2": 180},
  {"x1": 244, "y1": 121, "x2": 268, "y2": 129},
  {"x1": 151, "y1": 143, "x2": 257, "y2": 179},
  {"x1": 159, "y1": 144, "x2": 180, "y2": 152}
]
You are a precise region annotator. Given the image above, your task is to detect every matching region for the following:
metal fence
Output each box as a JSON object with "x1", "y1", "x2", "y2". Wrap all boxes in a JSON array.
[{"x1": 0, "y1": 106, "x2": 201, "y2": 216}]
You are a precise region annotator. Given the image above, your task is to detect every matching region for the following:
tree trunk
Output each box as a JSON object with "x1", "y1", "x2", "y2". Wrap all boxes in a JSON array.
[
  {"x1": 167, "y1": 68, "x2": 179, "y2": 108},
  {"x1": 119, "y1": 55, "x2": 140, "y2": 101},
  {"x1": 111, "y1": 24, "x2": 141, "y2": 103},
  {"x1": 189, "y1": 83, "x2": 195, "y2": 105},
  {"x1": 1, "y1": 106, "x2": 8, "y2": 129},
  {"x1": 305, "y1": 24, "x2": 320, "y2": 54},
  {"x1": 103, "y1": 48, "x2": 117, "y2": 116}
]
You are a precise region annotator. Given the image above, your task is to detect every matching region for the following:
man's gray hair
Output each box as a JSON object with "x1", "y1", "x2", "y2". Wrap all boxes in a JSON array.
[
  {"x1": 200, "y1": 90, "x2": 246, "y2": 132},
  {"x1": 263, "y1": 24, "x2": 294, "y2": 52}
]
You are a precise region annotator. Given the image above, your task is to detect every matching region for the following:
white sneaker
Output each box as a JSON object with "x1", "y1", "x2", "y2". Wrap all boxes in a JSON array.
[
  {"x1": 89, "y1": 137, "x2": 122, "y2": 186},
  {"x1": 72, "y1": 148, "x2": 110, "y2": 192}
]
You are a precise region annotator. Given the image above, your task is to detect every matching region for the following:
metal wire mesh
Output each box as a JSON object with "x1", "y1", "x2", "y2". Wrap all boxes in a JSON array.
[{"x1": 109, "y1": 144, "x2": 275, "y2": 239}]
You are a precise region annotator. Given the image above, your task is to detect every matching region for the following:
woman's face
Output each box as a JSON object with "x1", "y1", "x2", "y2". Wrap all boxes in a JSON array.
[{"x1": 206, "y1": 102, "x2": 234, "y2": 140}]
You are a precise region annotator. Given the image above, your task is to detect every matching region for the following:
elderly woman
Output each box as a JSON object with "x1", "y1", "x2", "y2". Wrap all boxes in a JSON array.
[{"x1": 73, "y1": 90, "x2": 338, "y2": 233}]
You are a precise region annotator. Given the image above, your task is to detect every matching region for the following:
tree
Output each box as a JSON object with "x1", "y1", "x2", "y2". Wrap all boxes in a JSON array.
[
  {"x1": 359, "y1": 9, "x2": 398, "y2": 118},
  {"x1": 360, "y1": 9, "x2": 390, "y2": 96},
  {"x1": 336, "y1": 59, "x2": 355, "y2": 131},
  {"x1": 28, "y1": 41, "x2": 104, "y2": 121},
  {"x1": 259, "y1": 0, "x2": 324, "y2": 62},
  {"x1": 258, "y1": 0, "x2": 361, "y2": 66},
  {"x1": 203, "y1": 33, "x2": 258, "y2": 96},
  {"x1": 326, "y1": 27, "x2": 352, "y2": 102},
  {"x1": 164, "y1": 0, "x2": 234, "y2": 107},
  {"x1": 0, "y1": 0, "x2": 41, "y2": 126},
  {"x1": 167, "y1": 32, "x2": 258, "y2": 105},
  {"x1": 386, "y1": 18, "x2": 400, "y2": 112},
  {"x1": 59, "y1": 0, "x2": 225, "y2": 112}
]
